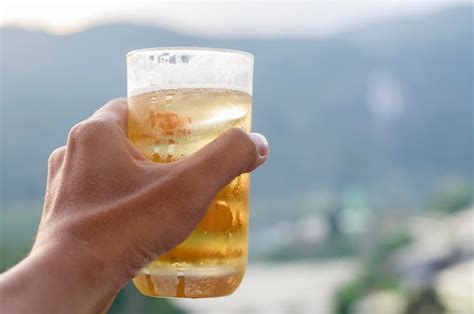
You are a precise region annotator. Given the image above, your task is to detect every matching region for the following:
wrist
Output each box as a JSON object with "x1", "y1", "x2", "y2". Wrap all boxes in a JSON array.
[{"x1": 1, "y1": 237, "x2": 124, "y2": 314}]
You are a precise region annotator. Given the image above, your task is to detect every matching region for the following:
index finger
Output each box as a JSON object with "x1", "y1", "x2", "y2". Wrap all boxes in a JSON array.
[{"x1": 92, "y1": 98, "x2": 128, "y2": 133}]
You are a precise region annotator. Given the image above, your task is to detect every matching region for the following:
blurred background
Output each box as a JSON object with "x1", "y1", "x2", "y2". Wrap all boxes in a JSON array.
[{"x1": 1, "y1": 1, "x2": 472, "y2": 313}]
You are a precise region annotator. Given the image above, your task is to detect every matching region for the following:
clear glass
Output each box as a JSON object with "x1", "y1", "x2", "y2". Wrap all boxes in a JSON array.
[{"x1": 127, "y1": 47, "x2": 254, "y2": 298}]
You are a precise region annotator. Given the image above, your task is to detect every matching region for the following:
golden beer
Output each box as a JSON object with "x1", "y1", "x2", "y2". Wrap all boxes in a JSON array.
[{"x1": 128, "y1": 88, "x2": 252, "y2": 298}]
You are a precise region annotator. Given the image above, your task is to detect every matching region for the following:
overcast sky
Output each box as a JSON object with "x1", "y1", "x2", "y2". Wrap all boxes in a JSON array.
[{"x1": 0, "y1": 1, "x2": 469, "y2": 38}]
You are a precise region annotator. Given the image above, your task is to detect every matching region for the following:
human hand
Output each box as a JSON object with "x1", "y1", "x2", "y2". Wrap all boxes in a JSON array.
[{"x1": 0, "y1": 98, "x2": 269, "y2": 314}]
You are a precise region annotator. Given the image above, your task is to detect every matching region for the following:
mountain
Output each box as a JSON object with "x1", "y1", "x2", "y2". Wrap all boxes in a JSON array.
[{"x1": 1, "y1": 6, "x2": 472, "y2": 213}]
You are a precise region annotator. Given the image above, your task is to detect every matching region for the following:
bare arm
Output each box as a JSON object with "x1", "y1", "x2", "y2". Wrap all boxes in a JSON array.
[{"x1": 0, "y1": 98, "x2": 269, "y2": 314}]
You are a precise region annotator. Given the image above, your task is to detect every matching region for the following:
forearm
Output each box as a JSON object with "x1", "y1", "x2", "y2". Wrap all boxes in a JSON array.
[
  {"x1": 0, "y1": 99, "x2": 268, "y2": 313},
  {"x1": 0, "y1": 240, "x2": 122, "y2": 314}
]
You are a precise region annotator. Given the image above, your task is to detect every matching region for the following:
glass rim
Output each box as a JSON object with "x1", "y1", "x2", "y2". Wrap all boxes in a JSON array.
[{"x1": 127, "y1": 47, "x2": 254, "y2": 60}]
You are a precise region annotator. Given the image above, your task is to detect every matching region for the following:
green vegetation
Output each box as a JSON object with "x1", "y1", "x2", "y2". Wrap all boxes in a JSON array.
[
  {"x1": 330, "y1": 169, "x2": 472, "y2": 314},
  {"x1": 0, "y1": 200, "x2": 42, "y2": 271},
  {"x1": 404, "y1": 288, "x2": 445, "y2": 314},
  {"x1": 1, "y1": 6, "x2": 472, "y2": 313},
  {"x1": 333, "y1": 232, "x2": 411, "y2": 314},
  {"x1": 430, "y1": 179, "x2": 472, "y2": 214},
  {"x1": 267, "y1": 234, "x2": 358, "y2": 261},
  {"x1": 2, "y1": 6, "x2": 472, "y2": 213}
]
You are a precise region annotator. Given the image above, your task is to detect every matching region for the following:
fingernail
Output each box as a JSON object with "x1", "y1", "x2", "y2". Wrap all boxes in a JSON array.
[{"x1": 250, "y1": 133, "x2": 269, "y2": 158}]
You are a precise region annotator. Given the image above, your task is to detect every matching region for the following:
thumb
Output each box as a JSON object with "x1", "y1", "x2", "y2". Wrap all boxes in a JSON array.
[{"x1": 176, "y1": 128, "x2": 269, "y2": 193}]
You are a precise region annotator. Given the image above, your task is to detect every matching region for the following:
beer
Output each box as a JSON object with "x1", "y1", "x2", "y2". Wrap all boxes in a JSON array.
[{"x1": 128, "y1": 88, "x2": 252, "y2": 298}]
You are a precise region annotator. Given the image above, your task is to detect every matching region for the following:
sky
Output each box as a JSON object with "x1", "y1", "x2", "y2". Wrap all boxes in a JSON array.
[{"x1": 0, "y1": 1, "x2": 469, "y2": 38}]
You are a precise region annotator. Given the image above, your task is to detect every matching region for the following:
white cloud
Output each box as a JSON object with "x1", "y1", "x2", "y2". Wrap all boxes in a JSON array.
[{"x1": 0, "y1": 1, "x2": 468, "y2": 37}]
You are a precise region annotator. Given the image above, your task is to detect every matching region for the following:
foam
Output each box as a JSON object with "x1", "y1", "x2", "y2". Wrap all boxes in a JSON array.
[
  {"x1": 127, "y1": 48, "x2": 254, "y2": 97},
  {"x1": 128, "y1": 84, "x2": 252, "y2": 97}
]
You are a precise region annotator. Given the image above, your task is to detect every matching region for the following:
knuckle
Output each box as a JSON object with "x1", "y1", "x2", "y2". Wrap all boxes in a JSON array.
[
  {"x1": 226, "y1": 128, "x2": 258, "y2": 170},
  {"x1": 228, "y1": 128, "x2": 256, "y2": 152},
  {"x1": 67, "y1": 118, "x2": 115, "y2": 144},
  {"x1": 226, "y1": 127, "x2": 248, "y2": 141},
  {"x1": 100, "y1": 98, "x2": 128, "y2": 115},
  {"x1": 109, "y1": 97, "x2": 128, "y2": 105},
  {"x1": 88, "y1": 118, "x2": 116, "y2": 131},
  {"x1": 68, "y1": 121, "x2": 89, "y2": 143},
  {"x1": 48, "y1": 146, "x2": 66, "y2": 165}
]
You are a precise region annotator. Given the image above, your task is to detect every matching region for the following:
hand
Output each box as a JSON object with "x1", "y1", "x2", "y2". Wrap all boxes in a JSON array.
[{"x1": 0, "y1": 98, "x2": 269, "y2": 314}]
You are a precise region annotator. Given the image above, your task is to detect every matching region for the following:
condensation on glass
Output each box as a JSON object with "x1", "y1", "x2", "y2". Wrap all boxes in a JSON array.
[{"x1": 127, "y1": 47, "x2": 254, "y2": 298}]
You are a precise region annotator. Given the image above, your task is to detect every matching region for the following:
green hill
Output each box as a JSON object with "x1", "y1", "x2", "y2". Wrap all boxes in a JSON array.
[{"x1": 1, "y1": 5, "x2": 472, "y2": 212}]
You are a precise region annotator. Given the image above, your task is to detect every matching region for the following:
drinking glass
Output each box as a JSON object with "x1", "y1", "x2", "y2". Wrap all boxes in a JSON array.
[{"x1": 127, "y1": 47, "x2": 254, "y2": 298}]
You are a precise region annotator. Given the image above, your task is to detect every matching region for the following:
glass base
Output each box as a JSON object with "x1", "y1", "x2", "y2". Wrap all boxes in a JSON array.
[{"x1": 132, "y1": 265, "x2": 245, "y2": 298}]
